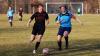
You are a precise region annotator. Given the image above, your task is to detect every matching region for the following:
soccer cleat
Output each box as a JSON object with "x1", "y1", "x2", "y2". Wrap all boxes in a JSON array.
[{"x1": 33, "y1": 50, "x2": 36, "y2": 54}]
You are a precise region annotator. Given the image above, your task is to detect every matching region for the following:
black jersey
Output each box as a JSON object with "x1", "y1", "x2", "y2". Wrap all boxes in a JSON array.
[
  {"x1": 31, "y1": 11, "x2": 49, "y2": 27},
  {"x1": 19, "y1": 9, "x2": 23, "y2": 15}
]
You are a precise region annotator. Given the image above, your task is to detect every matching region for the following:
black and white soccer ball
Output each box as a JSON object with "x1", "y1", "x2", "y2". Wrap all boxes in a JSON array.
[{"x1": 42, "y1": 48, "x2": 49, "y2": 55}]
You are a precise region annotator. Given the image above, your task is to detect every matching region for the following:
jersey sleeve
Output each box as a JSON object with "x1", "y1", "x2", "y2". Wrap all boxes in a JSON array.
[
  {"x1": 55, "y1": 16, "x2": 58, "y2": 22},
  {"x1": 55, "y1": 14, "x2": 61, "y2": 22},
  {"x1": 12, "y1": 10, "x2": 14, "y2": 14},
  {"x1": 45, "y1": 12, "x2": 49, "y2": 20},
  {"x1": 68, "y1": 11, "x2": 76, "y2": 19},
  {"x1": 7, "y1": 11, "x2": 9, "y2": 17},
  {"x1": 30, "y1": 13, "x2": 36, "y2": 20},
  {"x1": 68, "y1": 10, "x2": 73, "y2": 18}
]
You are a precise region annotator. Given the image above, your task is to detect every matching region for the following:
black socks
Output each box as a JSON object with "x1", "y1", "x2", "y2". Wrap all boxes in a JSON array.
[
  {"x1": 64, "y1": 36, "x2": 69, "y2": 49},
  {"x1": 10, "y1": 22, "x2": 12, "y2": 27},
  {"x1": 58, "y1": 41, "x2": 62, "y2": 50},
  {"x1": 19, "y1": 18, "x2": 22, "y2": 21},
  {"x1": 35, "y1": 42, "x2": 40, "y2": 50}
]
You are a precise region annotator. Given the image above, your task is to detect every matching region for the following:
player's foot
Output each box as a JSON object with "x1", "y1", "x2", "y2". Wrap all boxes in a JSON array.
[{"x1": 33, "y1": 50, "x2": 36, "y2": 54}]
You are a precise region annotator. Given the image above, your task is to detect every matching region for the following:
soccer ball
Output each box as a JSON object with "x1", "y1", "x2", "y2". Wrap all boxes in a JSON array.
[{"x1": 42, "y1": 48, "x2": 49, "y2": 55}]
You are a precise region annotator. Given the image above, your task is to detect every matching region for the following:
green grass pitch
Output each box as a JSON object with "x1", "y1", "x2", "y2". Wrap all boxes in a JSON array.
[{"x1": 0, "y1": 14, "x2": 100, "y2": 56}]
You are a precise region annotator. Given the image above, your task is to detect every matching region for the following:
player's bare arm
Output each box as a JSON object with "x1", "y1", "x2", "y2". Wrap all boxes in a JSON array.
[
  {"x1": 55, "y1": 20, "x2": 60, "y2": 26},
  {"x1": 72, "y1": 15, "x2": 83, "y2": 25},
  {"x1": 45, "y1": 19, "x2": 49, "y2": 27},
  {"x1": 27, "y1": 19, "x2": 32, "y2": 27}
]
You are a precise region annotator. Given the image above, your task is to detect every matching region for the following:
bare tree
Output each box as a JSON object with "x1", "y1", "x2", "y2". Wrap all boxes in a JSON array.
[
  {"x1": 31, "y1": 0, "x2": 40, "y2": 13},
  {"x1": 84, "y1": 0, "x2": 88, "y2": 14},
  {"x1": 98, "y1": 0, "x2": 100, "y2": 9}
]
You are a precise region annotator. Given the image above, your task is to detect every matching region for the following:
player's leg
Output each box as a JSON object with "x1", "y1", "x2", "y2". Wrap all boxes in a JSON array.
[
  {"x1": 20, "y1": 14, "x2": 22, "y2": 21},
  {"x1": 35, "y1": 35, "x2": 43, "y2": 50},
  {"x1": 19, "y1": 15, "x2": 21, "y2": 21},
  {"x1": 63, "y1": 27, "x2": 71, "y2": 49},
  {"x1": 33, "y1": 27, "x2": 45, "y2": 54},
  {"x1": 63, "y1": 31, "x2": 69, "y2": 49},
  {"x1": 21, "y1": 14, "x2": 23, "y2": 21},
  {"x1": 10, "y1": 21, "x2": 12, "y2": 27},
  {"x1": 33, "y1": 35, "x2": 43, "y2": 54},
  {"x1": 19, "y1": 14, "x2": 22, "y2": 21},
  {"x1": 30, "y1": 34, "x2": 36, "y2": 43},
  {"x1": 30, "y1": 26, "x2": 37, "y2": 43},
  {"x1": 8, "y1": 17, "x2": 13, "y2": 27},
  {"x1": 57, "y1": 27, "x2": 64, "y2": 50},
  {"x1": 57, "y1": 35, "x2": 63, "y2": 50}
]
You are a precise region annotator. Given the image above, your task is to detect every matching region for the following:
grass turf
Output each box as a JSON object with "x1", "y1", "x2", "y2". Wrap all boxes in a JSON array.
[{"x1": 0, "y1": 14, "x2": 100, "y2": 56}]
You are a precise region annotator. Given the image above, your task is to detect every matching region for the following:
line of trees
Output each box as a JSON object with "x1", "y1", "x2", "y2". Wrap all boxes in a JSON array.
[{"x1": 0, "y1": 0, "x2": 100, "y2": 14}]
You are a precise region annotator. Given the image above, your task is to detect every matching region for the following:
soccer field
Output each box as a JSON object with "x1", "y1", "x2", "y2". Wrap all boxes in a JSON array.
[{"x1": 0, "y1": 14, "x2": 100, "y2": 56}]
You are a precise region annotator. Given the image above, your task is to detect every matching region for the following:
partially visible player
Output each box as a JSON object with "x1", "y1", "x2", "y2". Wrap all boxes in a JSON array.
[
  {"x1": 27, "y1": 4, "x2": 49, "y2": 54},
  {"x1": 55, "y1": 5, "x2": 83, "y2": 50},
  {"x1": 7, "y1": 6, "x2": 14, "y2": 27},
  {"x1": 77, "y1": 7, "x2": 81, "y2": 16},
  {"x1": 18, "y1": 8, "x2": 23, "y2": 21}
]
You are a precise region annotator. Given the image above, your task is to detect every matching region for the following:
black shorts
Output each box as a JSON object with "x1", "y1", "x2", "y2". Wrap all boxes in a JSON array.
[
  {"x1": 19, "y1": 13, "x2": 23, "y2": 17},
  {"x1": 8, "y1": 16, "x2": 13, "y2": 20},
  {"x1": 57, "y1": 27, "x2": 72, "y2": 36},
  {"x1": 8, "y1": 16, "x2": 13, "y2": 22},
  {"x1": 32, "y1": 25, "x2": 45, "y2": 35}
]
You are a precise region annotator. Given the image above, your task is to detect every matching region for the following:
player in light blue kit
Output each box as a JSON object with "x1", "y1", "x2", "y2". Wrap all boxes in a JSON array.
[
  {"x1": 7, "y1": 6, "x2": 14, "y2": 27},
  {"x1": 55, "y1": 5, "x2": 83, "y2": 50}
]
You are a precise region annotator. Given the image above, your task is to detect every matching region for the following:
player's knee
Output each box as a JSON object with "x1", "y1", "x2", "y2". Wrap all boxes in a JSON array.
[
  {"x1": 63, "y1": 31, "x2": 69, "y2": 37},
  {"x1": 37, "y1": 38, "x2": 42, "y2": 42},
  {"x1": 31, "y1": 35, "x2": 35, "y2": 38},
  {"x1": 57, "y1": 35, "x2": 62, "y2": 41},
  {"x1": 30, "y1": 35, "x2": 35, "y2": 41},
  {"x1": 64, "y1": 35, "x2": 68, "y2": 37},
  {"x1": 37, "y1": 35, "x2": 43, "y2": 42},
  {"x1": 9, "y1": 20, "x2": 12, "y2": 22}
]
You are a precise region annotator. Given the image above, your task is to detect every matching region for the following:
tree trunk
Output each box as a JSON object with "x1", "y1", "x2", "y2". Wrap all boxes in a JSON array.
[{"x1": 98, "y1": 0, "x2": 100, "y2": 9}]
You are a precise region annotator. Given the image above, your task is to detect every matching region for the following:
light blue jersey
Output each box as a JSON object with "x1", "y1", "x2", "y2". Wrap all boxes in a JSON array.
[
  {"x1": 7, "y1": 9, "x2": 14, "y2": 17},
  {"x1": 56, "y1": 11, "x2": 73, "y2": 27}
]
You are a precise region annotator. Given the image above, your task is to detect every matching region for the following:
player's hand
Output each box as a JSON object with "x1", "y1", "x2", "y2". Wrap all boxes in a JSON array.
[
  {"x1": 27, "y1": 19, "x2": 32, "y2": 27},
  {"x1": 45, "y1": 23, "x2": 49, "y2": 27},
  {"x1": 55, "y1": 21, "x2": 60, "y2": 27},
  {"x1": 45, "y1": 20, "x2": 49, "y2": 27},
  {"x1": 27, "y1": 23, "x2": 30, "y2": 27},
  {"x1": 80, "y1": 22, "x2": 84, "y2": 26}
]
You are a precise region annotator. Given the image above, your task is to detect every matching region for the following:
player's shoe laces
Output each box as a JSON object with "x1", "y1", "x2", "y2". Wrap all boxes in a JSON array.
[{"x1": 33, "y1": 50, "x2": 36, "y2": 54}]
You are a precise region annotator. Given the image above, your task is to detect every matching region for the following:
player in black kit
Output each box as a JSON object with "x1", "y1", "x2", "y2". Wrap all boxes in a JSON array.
[
  {"x1": 18, "y1": 8, "x2": 23, "y2": 21},
  {"x1": 27, "y1": 4, "x2": 49, "y2": 54}
]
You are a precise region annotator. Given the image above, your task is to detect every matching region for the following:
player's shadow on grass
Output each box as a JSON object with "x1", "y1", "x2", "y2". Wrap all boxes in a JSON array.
[
  {"x1": 0, "y1": 39, "x2": 100, "y2": 56},
  {"x1": 49, "y1": 39, "x2": 100, "y2": 56}
]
